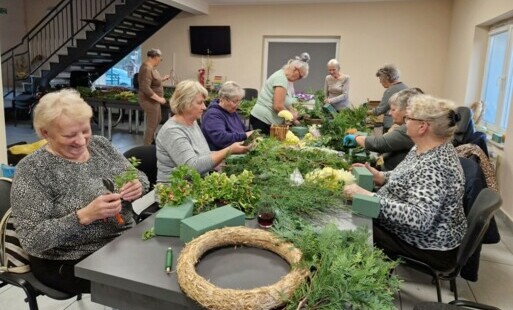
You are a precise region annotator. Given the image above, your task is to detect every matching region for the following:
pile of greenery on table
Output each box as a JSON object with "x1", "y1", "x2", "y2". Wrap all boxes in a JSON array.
[
  {"x1": 155, "y1": 165, "x2": 260, "y2": 218},
  {"x1": 76, "y1": 86, "x2": 138, "y2": 102},
  {"x1": 222, "y1": 139, "x2": 400, "y2": 309},
  {"x1": 238, "y1": 97, "x2": 257, "y2": 119},
  {"x1": 319, "y1": 105, "x2": 372, "y2": 151}
]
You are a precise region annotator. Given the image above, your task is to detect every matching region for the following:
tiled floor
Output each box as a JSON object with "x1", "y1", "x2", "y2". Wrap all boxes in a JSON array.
[{"x1": 3, "y1": 118, "x2": 513, "y2": 309}]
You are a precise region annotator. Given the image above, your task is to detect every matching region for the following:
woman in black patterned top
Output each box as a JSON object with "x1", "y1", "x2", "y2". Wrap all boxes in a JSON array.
[
  {"x1": 344, "y1": 94, "x2": 466, "y2": 271},
  {"x1": 11, "y1": 89, "x2": 149, "y2": 294}
]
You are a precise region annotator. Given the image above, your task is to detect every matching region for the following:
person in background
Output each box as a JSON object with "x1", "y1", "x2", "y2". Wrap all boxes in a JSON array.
[
  {"x1": 372, "y1": 64, "x2": 408, "y2": 133},
  {"x1": 201, "y1": 81, "x2": 253, "y2": 151},
  {"x1": 156, "y1": 80, "x2": 250, "y2": 181},
  {"x1": 11, "y1": 89, "x2": 149, "y2": 294},
  {"x1": 250, "y1": 52, "x2": 310, "y2": 135},
  {"x1": 343, "y1": 88, "x2": 423, "y2": 171},
  {"x1": 324, "y1": 59, "x2": 350, "y2": 111},
  {"x1": 343, "y1": 94, "x2": 465, "y2": 272},
  {"x1": 138, "y1": 48, "x2": 170, "y2": 145}
]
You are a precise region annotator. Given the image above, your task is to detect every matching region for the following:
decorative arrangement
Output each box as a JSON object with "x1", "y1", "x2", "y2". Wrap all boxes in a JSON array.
[{"x1": 176, "y1": 226, "x2": 309, "y2": 310}]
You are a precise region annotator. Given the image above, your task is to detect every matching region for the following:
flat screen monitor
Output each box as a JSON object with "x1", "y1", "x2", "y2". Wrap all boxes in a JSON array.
[{"x1": 189, "y1": 26, "x2": 231, "y2": 56}]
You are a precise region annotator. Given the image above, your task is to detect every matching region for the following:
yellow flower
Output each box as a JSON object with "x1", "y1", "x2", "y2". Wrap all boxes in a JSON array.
[{"x1": 278, "y1": 110, "x2": 293, "y2": 121}]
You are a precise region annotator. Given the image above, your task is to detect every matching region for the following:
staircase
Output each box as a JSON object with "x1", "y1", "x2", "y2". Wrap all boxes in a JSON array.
[{"x1": 2, "y1": 0, "x2": 181, "y2": 101}]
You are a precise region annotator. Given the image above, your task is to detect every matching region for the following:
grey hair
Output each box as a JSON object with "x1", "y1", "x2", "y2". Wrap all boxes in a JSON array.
[
  {"x1": 376, "y1": 64, "x2": 400, "y2": 82},
  {"x1": 219, "y1": 81, "x2": 245, "y2": 101},
  {"x1": 147, "y1": 48, "x2": 162, "y2": 58},
  {"x1": 407, "y1": 94, "x2": 457, "y2": 139},
  {"x1": 34, "y1": 89, "x2": 93, "y2": 138},
  {"x1": 284, "y1": 52, "x2": 310, "y2": 78},
  {"x1": 170, "y1": 80, "x2": 208, "y2": 115},
  {"x1": 389, "y1": 87, "x2": 424, "y2": 111},
  {"x1": 327, "y1": 59, "x2": 340, "y2": 70}
]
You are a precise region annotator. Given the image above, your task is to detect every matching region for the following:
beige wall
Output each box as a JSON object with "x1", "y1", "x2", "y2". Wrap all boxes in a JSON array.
[
  {"x1": 0, "y1": 0, "x2": 26, "y2": 54},
  {"x1": 0, "y1": 36, "x2": 7, "y2": 166},
  {"x1": 143, "y1": 0, "x2": 452, "y2": 104},
  {"x1": 443, "y1": 0, "x2": 513, "y2": 220}
]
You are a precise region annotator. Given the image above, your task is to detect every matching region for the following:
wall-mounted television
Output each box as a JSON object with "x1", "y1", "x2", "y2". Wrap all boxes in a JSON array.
[{"x1": 189, "y1": 26, "x2": 231, "y2": 56}]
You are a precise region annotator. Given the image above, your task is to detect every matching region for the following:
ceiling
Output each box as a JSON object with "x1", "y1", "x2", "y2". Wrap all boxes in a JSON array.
[{"x1": 204, "y1": 0, "x2": 420, "y2": 4}]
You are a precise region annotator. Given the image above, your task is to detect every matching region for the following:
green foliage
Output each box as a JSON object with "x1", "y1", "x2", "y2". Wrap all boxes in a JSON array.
[
  {"x1": 114, "y1": 157, "x2": 141, "y2": 190},
  {"x1": 273, "y1": 223, "x2": 401, "y2": 310},
  {"x1": 319, "y1": 105, "x2": 371, "y2": 151},
  {"x1": 155, "y1": 165, "x2": 259, "y2": 217},
  {"x1": 141, "y1": 227, "x2": 156, "y2": 240},
  {"x1": 224, "y1": 139, "x2": 349, "y2": 181},
  {"x1": 195, "y1": 170, "x2": 260, "y2": 217},
  {"x1": 238, "y1": 98, "x2": 257, "y2": 119},
  {"x1": 155, "y1": 165, "x2": 202, "y2": 206},
  {"x1": 76, "y1": 86, "x2": 138, "y2": 102}
]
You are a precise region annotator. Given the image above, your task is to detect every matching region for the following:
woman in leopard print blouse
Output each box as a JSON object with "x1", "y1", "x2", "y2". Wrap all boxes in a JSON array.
[{"x1": 344, "y1": 94, "x2": 466, "y2": 271}]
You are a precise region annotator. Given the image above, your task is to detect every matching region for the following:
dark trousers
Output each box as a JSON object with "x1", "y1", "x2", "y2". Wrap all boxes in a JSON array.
[
  {"x1": 373, "y1": 222, "x2": 458, "y2": 272},
  {"x1": 249, "y1": 115, "x2": 271, "y2": 136},
  {"x1": 29, "y1": 255, "x2": 91, "y2": 294}
]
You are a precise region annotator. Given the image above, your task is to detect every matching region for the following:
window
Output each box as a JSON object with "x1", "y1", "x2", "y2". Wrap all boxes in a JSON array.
[
  {"x1": 481, "y1": 24, "x2": 513, "y2": 132},
  {"x1": 94, "y1": 47, "x2": 141, "y2": 87}
]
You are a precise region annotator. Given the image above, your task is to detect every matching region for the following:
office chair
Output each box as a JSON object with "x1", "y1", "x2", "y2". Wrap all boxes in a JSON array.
[
  {"x1": 11, "y1": 77, "x2": 40, "y2": 127},
  {"x1": 0, "y1": 178, "x2": 81, "y2": 310},
  {"x1": 243, "y1": 88, "x2": 258, "y2": 100},
  {"x1": 123, "y1": 145, "x2": 159, "y2": 222},
  {"x1": 397, "y1": 188, "x2": 502, "y2": 303}
]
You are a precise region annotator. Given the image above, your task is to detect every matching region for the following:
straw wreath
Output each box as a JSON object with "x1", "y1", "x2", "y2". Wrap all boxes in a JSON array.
[{"x1": 177, "y1": 226, "x2": 309, "y2": 310}]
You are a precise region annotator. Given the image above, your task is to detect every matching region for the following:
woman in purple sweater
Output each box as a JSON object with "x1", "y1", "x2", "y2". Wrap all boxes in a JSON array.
[{"x1": 201, "y1": 81, "x2": 253, "y2": 150}]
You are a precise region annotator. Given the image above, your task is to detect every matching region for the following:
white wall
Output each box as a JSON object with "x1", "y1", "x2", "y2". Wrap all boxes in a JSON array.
[
  {"x1": 143, "y1": 0, "x2": 453, "y2": 105},
  {"x1": 0, "y1": 0, "x2": 26, "y2": 54},
  {"x1": 443, "y1": 0, "x2": 513, "y2": 220}
]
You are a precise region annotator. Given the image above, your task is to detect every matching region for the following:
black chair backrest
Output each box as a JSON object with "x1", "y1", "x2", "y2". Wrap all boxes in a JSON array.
[
  {"x1": 243, "y1": 88, "x2": 258, "y2": 100},
  {"x1": 123, "y1": 145, "x2": 157, "y2": 189},
  {"x1": 0, "y1": 178, "x2": 12, "y2": 219},
  {"x1": 453, "y1": 106, "x2": 475, "y2": 147},
  {"x1": 133, "y1": 73, "x2": 139, "y2": 90},
  {"x1": 456, "y1": 188, "x2": 502, "y2": 268}
]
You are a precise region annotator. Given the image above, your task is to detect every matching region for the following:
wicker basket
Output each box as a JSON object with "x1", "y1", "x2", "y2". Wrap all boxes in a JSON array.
[{"x1": 270, "y1": 124, "x2": 289, "y2": 141}]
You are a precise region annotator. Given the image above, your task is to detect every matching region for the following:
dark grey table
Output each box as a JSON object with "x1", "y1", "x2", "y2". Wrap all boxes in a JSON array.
[{"x1": 75, "y1": 209, "x2": 372, "y2": 310}]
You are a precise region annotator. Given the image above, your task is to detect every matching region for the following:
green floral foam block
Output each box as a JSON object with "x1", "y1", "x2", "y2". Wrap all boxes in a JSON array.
[
  {"x1": 352, "y1": 166, "x2": 374, "y2": 191},
  {"x1": 180, "y1": 205, "x2": 245, "y2": 243},
  {"x1": 352, "y1": 194, "x2": 381, "y2": 218},
  {"x1": 154, "y1": 200, "x2": 194, "y2": 237}
]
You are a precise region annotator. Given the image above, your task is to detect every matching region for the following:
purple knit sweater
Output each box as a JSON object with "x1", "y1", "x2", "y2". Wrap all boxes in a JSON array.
[{"x1": 201, "y1": 100, "x2": 247, "y2": 150}]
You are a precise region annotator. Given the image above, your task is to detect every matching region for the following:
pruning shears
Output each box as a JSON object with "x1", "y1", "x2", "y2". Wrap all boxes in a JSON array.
[{"x1": 102, "y1": 178, "x2": 125, "y2": 224}]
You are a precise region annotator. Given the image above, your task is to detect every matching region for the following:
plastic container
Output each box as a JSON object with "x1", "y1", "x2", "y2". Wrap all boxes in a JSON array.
[{"x1": 1, "y1": 164, "x2": 16, "y2": 178}]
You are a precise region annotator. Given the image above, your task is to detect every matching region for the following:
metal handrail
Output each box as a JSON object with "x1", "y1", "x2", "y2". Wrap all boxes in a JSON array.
[{"x1": 2, "y1": 0, "x2": 119, "y2": 99}]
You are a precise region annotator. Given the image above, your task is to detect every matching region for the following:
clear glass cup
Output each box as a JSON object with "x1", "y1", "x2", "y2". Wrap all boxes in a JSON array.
[{"x1": 257, "y1": 205, "x2": 275, "y2": 229}]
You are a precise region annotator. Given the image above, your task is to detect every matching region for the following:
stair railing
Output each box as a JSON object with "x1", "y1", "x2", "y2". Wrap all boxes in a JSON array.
[{"x1": 1, "y1": 0, "x2": 120, "y2": 99}]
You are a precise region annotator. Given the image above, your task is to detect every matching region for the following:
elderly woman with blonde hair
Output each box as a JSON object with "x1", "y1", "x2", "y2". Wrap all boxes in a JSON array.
[
  {"x1": 11, "y1": 89, "x2": 149, "y2": 294},
  {"x1": 156, "y1": 80, "x2": 250, "y2": 181},
  {"x1": 250, "y1": 52, "x2": 310, "y2": 135},
  {"x1": 324, "y1": 58, "x2": 350, "y2": 111},
  {"x1": 344, "y1": 94, "x2": 466, "y2": 272},
  {"x1": 201, "y1": 81, "x2": 253, "y2": 151}
]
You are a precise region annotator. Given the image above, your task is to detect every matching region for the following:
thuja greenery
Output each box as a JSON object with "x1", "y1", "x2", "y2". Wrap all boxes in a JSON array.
[
  {"x1": 223, "y1": 139, "x2": 401, "y2": 309},
  {"x1": 273, "y1": 219, "x2": 401, "y2": 310}
]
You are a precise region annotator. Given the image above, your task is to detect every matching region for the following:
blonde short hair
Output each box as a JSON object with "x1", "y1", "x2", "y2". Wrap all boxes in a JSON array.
[
  {"x1": 170, "y1": 80, "x2": 208, "y2": 115},
  {"x1": 389, "y1": 88, "x2": 423, "y2": 111},
  {"x1": 407, "y1": 94, "x2": 458, "y2": 139},
  {"x1": 33, "y1": 89, "x2": 93, "y2": 138}
]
